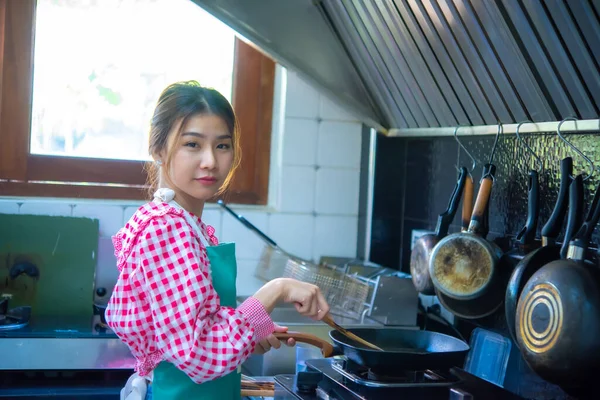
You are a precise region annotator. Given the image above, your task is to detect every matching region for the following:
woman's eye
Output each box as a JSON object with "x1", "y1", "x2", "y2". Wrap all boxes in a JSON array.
[
  {"x1": 217, "y1": 143, "x2": 231, "y2": 150},
  {"x1": 185, "y1": 142, "x2": 198, "y2": 148}
]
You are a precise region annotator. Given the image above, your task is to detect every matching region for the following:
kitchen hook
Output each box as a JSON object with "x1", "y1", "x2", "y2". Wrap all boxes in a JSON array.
[
  {"x1": 454, "y1": 126, "x2": 477, "y2": 173},
  {"x1": 488, "y1": 123, "x2": 502, "y2": 165},
  {"x1": 515, "y1": 121, "x2": 543, "y2": 172},
  {"x1": 557, "y1": 117, "x2": 595, "y2": 181}
]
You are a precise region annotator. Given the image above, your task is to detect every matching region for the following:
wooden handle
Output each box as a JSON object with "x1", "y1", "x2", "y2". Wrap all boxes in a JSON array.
[
  {"x1": 274, "y1": 331, "x2": 335, "y2": 357},
  {"x1": 469, "y1": 176, "x2": 493, "y2": 234},
  {"x1": 240, "y1": 389, "x2": 275, "y2": 396},
  {"x1": 241, "y1": 380, "x2": 275, "y2": 396},
  {"x1": 461, "y1": 176, "x2": 474, "y2": 231},
  {"x1": 322, "y1": 314, "x2": 383, "y2": 351}
]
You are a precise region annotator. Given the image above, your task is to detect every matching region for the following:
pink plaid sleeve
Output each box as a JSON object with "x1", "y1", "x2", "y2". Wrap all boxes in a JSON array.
[{"x1": 140, "y1": 216, "x2": 274, "y2": 383}]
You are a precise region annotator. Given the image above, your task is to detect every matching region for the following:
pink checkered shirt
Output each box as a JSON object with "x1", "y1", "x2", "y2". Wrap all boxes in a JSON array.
[{"x1": 105, "y1": 201, "x2": 275, "y2": 383}]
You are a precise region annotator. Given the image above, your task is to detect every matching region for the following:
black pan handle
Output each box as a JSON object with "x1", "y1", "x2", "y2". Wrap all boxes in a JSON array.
[
  {"x1": 516, "y1": 170, "x2": 540, "y2": 246},
  {"x1": 434, "y1": 167, "x2": 468, "y2": 237},
  {"x1": 571, "y1": 177, "x2": 600, "y2": 250},
  {"x1": 560, "y1": 175, "x2": 584, "y2": 259},
  {"x1": 541, "y1": 157, "x2": 572, "y2": 243},
  {"x1": 217, "y1": 200, "x2": 277, "y2": 247}
]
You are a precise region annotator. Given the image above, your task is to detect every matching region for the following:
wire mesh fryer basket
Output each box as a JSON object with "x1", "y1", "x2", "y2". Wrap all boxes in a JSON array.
[
  {"x1": 281, "y1": 258, "x2": 370, "y2": 319},
  {"x1": 255, "y1": 244, "x2": 300, "y2": 282},
  {"x1": 253, "y1": 240, "x2": 371, "y2": 319}
]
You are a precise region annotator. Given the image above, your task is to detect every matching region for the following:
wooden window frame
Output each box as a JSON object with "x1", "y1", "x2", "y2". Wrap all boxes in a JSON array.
[{"x1": 0, "y1": 0, "x2": 274, "y2": 205}]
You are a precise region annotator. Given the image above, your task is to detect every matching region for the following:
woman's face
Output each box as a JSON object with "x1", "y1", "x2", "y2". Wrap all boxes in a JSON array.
[{"x1": 161, "y1": 113, "x2": 234, "y2": 204}]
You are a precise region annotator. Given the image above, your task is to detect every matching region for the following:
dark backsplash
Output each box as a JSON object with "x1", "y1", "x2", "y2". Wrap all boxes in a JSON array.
[
  {"x1": 369, "y1": 130, "x2": 600, "y2": 400},
  {"x1": 370, "y1": 131, "x2": 600, "y2": 272}
]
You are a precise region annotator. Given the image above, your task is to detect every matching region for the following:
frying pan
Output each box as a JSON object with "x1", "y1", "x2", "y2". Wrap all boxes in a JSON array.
[
  {"x1": 505, "y1": 158, "x2": 576, "y2": 341},
  {"x1": 410, "y1": 167, "x2": 468, "y2": 294},
  {"x1": 275, "y1": 329, "x2": 469, "y2": 373},
  {"x1": 433, "y1": 165, "x2": 514, "y2": 319},
  {"x1": 516, "y1": 174, "x2": 600, "y2": 386},
  {"x1": 429, "y1": 164, "x2": 503, "y2": 301},
  {"x1": 328, "y1": 328, "x2": 469, "y2": 372}
]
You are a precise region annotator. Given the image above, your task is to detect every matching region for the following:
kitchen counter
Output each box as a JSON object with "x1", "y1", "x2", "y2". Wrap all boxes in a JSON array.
[{"x1": 0, "y1": 316, "x2": 134, "y2": 370}]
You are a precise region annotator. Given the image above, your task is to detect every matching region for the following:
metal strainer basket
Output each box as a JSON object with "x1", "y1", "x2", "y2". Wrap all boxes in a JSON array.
[
  {"x1": 218, "y1": 201, "x2": 370, "y2": 319},
  {"x1": 255, "y1": 242, "x2": 370, "y2": 318},
  {"x1": 282, "y1": 258, "x2": 370, "y2": 318}
]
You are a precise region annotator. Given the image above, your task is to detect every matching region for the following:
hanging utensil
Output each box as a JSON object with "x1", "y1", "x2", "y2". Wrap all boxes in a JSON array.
[
  {"x1": 454, "y1": 126, "x2": 476, "y2": 232},
  {"x1": 556, "y1": 117, "x2": 595, "y2": 182},
  {"x1": 410, "y1": 166, "x2": 468, "y2": 294},
  {"x1": 505, "y1": 157, "x2": 573, "y2": 342},
  {"x1": 429, "y1": 163, "x2": 499, "y2": 300},
  {"x1": 432, "y1": 164, "x2": 508, "y2": 319},
  {"x1": 429, "y1": 125, "x2": 504, "y2": 302},
  {"x1": 516, "y1": 174, "x2": 600, "y2": 388},
  {"x1": 513, "y1": 120, "x2": 543, "y2": 250}
]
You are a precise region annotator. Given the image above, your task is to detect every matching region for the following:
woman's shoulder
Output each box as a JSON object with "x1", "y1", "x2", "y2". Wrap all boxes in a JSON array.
[
  {"x1": 113, "y1": 201, "x2": 197, "y2": 268},
  {"x1": 129, "y1": 201, "x2": 200, "y2": 238}
]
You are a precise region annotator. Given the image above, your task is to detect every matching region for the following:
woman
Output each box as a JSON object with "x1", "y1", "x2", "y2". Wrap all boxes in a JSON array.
[{"x1": 106, "y1": 81, "x2": 330, "y2": 400}]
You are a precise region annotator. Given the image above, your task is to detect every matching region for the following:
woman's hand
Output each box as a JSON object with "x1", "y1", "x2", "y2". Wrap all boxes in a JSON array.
[
  {"x1": 253, "y1": 324, "x2": 296, "y2": 355},
  {"x1": 281, "y1": 279, "x2": 330, "y2": 320},
  {"x1": 253, "y1": 278, "x2": 330, "y2": 320}
]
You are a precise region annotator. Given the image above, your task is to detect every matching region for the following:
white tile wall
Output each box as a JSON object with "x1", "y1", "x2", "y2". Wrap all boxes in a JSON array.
[
  {"x1": 72, "y1": 205, "x2": 124, "y2": 238},
  {"x1": 201, "y1": 208, "x2": 222, "y2": 234},
  {"x1": 20, "y1": 202, "x2": 73, "y2": 217},
  {"x1": 268, "y1": 213, "x2": 315, "y2": 261},
  {"x1": 282, "y1": 118, "x2": 319, "y2": 166},
  {"x1": 320, "y1": 95, "x2": 358, "y2": 122},
  {"x1": 315, "y1": 168, "x2": 360, "y2": 215},
  {"x1": 279, "y1": 166, "x2": 316, "y2": 213},
  {"x1": 0, "y1": 200, "x2": 19, "y2": 214},
  {"x1": 313, "y1": 215, "x2": 358, "y2": 262},
  {"x1": 285, "y1": 71, "x2": 320, "y2": 119},
  {"x1": 317, "y1": 121, "x2": 362, "y2": 168},
  {"x1": 222, "y1": 211, "x2": 269, "y2": 260},
  {"x1": 0, "y1": 70, "x2": 365, "y2": 297},
  {"x1": 123, "y1": 206, "x2": 140, "y2": 224}
]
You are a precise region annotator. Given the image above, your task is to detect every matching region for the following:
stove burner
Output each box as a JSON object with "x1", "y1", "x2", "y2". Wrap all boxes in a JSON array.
[
  {"x1": 0, "y1": 306, "x2": 31, "y2": 331},
  {"x1": 367, "y1": 368, "x2": 418, "y2": 383},
  {"x1": 331, "y1": 358, "x2": 460, "y2": 388}
]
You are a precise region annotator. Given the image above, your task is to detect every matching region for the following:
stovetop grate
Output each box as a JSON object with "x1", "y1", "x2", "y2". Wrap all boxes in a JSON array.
[{"x1": 330, "y1": 358, "x2": 460, "y2": 388}]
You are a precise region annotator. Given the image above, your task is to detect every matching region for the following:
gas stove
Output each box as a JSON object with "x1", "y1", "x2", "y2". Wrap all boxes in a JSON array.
[{"x1": 273, "y1": 358, "x2": 524, "y2": 399}]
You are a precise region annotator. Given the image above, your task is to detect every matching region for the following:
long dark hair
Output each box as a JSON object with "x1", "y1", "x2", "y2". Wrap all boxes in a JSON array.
[{"x1": 145, "y1": 81, "x2": 241, "y2": 197}]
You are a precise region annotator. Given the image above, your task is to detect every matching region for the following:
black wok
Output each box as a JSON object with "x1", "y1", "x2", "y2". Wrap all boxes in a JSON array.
[{"x1": 329, "y1": 328, "x2": 469, "y2": 372}]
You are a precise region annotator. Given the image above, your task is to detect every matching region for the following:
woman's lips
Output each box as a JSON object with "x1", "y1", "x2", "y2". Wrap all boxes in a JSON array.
[{"x1": 196, "y1": 177, "x2": 217, "y2": 185}]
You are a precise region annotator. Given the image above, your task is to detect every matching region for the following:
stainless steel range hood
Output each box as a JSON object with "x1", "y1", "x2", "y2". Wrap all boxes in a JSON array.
[
  {"x1": 191, "y1": 0, "x2": 388, "y2": 131},
  {"x1": 193, "y1": 0, "x2": 600, "y2": 134}
]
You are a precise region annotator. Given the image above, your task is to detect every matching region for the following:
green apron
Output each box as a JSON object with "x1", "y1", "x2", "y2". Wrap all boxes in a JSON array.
[{"x1": 151, "y1": 242, "x2": 242, "y2": 400}]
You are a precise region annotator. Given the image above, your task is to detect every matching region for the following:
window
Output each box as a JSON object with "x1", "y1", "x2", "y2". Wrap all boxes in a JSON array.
[{"x1": 0, "y1": 0, "x2": 275, "y2": 205}]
